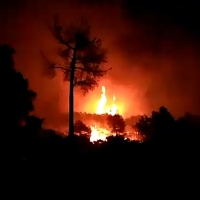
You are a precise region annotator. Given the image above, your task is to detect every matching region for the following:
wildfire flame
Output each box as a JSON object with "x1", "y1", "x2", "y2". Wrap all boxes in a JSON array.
[
  {"x1": 90, "y1": 86, "x2": 119, "y2": 142},
  {"x1": 89, "y1": 85, "x2": 142, "y2": 143},
  {"x1": 107, "y1": 95, "x2": 117, "y2": 116},
  {"x1": 96, "y1": 86, "x2": 107, "y2": 115},
  {"x1": 96, "y1": 86, "x2": 118, "y2": 116},
  {"x1": 90, "y1": 124, "x2": 108, "y2": 142}
]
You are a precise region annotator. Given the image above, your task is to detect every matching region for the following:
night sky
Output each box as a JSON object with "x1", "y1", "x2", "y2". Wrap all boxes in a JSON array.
[{"x1": 1, "y1": 0, "x2": 200, "y2": 124}]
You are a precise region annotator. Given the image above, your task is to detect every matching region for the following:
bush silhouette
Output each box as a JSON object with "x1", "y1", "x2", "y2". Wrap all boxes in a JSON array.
[
  {"x1": 1, "y1": 44, "x2": 36, "y2": 129},
  {"x1": 74, "y1": 120, "x2": 91, "y2": 135},
  {"x1": 107, "y1": 114, "x2": 126, "y2": 134},
  {"x1": 136, "y1": 106, "x2": 175, "y2": 142},
  {"x1": 0, "y1": 44, "x2": 42, "y2": 161}
]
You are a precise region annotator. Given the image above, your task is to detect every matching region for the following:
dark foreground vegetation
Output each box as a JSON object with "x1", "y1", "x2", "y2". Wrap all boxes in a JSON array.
[{"x1": 1, "y1": 44, "x2": 200, "y2": 196}]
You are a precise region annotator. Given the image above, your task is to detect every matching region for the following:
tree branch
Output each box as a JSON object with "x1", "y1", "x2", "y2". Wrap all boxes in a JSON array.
[
  {"x1": 54, "y1": 15, "x2": 74, "y2": 50},
  {"x1": 75, "y1": 60, "x2": 83, "y2": 64},
  {"x1": 53, "y1": 66, "x2": 70, "y2": 72},
  {"x1": 73, "y1": 80, "x2": 97, "y2": 89},
  {"x1": 74, "y1": 66, "x2": 112, "y2": 73}
]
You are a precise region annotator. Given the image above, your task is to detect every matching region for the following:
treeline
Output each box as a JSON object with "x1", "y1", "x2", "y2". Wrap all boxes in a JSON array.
[{"x1": 1, "y1": 44, "x2": 200, "y2": 165}]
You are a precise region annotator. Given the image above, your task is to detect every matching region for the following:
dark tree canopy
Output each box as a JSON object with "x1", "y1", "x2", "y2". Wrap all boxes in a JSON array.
[
  {"x1": 136, "y1": 106, "x2": 175, "y2": 141},
  {"x1": 26, "y1": 116, "x2": 44, "y2": 131},
  {"x1": 42, "y1": 15, "x2": 111, "y2": 137},
  {"x1": 107, "y1": 114, "x2": 126, "y2": 134},
  {"x1": 1, "y1": 44, "x2": 36, "y2": 128},
  {"x1": 0, "y1": 44, "x2": 15, "y2": 71},
  {"x1": 43, "y1": 15, "x2": 110, "y2": 94},
  {"x1": 74, "y1": 120, "x2": 91, "y2": 135}
]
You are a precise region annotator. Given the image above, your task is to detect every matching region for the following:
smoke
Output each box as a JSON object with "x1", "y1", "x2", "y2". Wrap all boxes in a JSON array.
[{"x1": 0, "y1": 0, "x2": 200, "y2": 127}]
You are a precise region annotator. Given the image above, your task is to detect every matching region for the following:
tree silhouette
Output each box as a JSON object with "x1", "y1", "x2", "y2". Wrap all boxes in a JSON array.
[
  {"x1": 0, "y1": 44, "x2": 15, "y2": 70},
  {"x1": 136, "y1": 106, "x2": 175, "y2": 142},
  {"x1": 26, "y1": 115, "x2": 44, "y2": 131},
  {"x1": 176, "y1": 113, "x2": 200, "y2": 142},
  {"x1": 1, "y1": 44, "x2": 36, "y2": 129},
  {"x1": 135, "y1": 115, "x2": 153, "y2": 141},
  {"x1": 42, "y1": 16, "x2": 110, "y2": 137},
  {"x1": 107, "y1": 114, "x2": 126, "y2": 134},
  {"x1": 74, "y1": 120, "x2": 91, "y2": 135}
]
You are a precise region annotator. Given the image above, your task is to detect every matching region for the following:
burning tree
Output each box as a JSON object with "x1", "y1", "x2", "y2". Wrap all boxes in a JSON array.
[{"x1": 43, "y1": 16, "x2": 111, "y2": 137}]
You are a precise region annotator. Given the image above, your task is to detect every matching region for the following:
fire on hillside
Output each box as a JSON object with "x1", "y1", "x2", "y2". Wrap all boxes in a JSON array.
[
  {"x1": 88, "y1": 86, "x2": 143, "y2": 142},
  {"x1": 54, "y1": 86, "x2": 143, "y2": 142}
]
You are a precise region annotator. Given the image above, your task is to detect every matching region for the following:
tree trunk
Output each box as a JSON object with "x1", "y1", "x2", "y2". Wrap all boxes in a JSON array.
[{"x1": 68, "y1": 48, "x2": 76, "y2": 138}]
